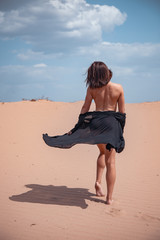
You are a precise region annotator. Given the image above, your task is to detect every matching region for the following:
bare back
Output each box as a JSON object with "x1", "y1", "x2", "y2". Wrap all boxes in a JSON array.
[
  {"x1": 80, "y1": 82, "x2": 125, "y2": 114},
  {"x1": 90, "y1": 82, "x2": 124, "y2": 111}
]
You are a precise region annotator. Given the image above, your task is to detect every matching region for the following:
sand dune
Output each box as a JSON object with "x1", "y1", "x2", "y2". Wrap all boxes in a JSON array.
[{"x1": 0, "y1": 100, "x2": 160, "y2": 240}]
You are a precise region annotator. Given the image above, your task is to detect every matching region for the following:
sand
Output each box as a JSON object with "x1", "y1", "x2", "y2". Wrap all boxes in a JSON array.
[{"x1": 0, "y1": 100, "x2": 160, "y2": 240}]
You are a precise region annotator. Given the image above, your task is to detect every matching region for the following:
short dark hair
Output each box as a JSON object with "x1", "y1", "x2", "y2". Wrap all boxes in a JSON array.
[{"x1": 85, "y1": 61, "x2": 112, "y2": 88}]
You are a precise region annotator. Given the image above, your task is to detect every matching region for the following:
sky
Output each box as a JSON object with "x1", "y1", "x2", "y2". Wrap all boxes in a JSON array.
[{"x1": 0, "y1": 0, "x2": 160, "y2": 103}]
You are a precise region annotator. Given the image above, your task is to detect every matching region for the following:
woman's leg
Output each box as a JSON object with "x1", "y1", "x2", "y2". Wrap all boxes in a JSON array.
[
  {"x1": 95, "y1": 144, "x2": 106, "y2": 196},
  {"x1": 105, "y1": 148, "x2": 116, "y2": 204}
]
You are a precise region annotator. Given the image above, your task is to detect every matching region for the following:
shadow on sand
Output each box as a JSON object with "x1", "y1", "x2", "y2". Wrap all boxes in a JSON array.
[{"x1": 9, "y1": 184, "x2": 106, "y2": 209}]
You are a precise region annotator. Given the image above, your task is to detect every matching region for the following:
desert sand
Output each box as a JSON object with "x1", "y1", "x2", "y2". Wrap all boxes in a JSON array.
[{"x1": 0, "y1": 100, "x2": 160, "y2": 240}]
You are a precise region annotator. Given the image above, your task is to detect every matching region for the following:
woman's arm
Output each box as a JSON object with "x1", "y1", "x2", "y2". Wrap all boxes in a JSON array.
[
  {"x1": 118, "y1": 86, "x2": 125, "y2": 113},
  {"x1": 80, "y1": 87, "x2": 93, "y2": 114},
  {"x1": 67, "y1": 88, "x2": 92, "y2": 135}
]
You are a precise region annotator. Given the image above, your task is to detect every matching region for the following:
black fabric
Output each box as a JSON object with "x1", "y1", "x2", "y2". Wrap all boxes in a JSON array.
[{"x1": 43, "y1": 111, "x2": 126, "y2": 153}]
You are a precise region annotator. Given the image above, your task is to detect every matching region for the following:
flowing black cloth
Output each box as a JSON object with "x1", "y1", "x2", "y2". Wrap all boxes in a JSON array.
[{"x1": 43, "y1": 111, "x2": 126, "y2": 153}]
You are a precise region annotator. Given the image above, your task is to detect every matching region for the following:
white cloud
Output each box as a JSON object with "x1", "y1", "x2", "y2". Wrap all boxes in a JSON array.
[
  {"x1": 0, "y1": 0, "x2": 38, "y2": 11},
  {"x1": 77, "y1": 42, "x2": 160, "y2": 67},
  {"x1": 33, "y1": 63, "x2": 47, "y2": 68},
  {"x1": 0, "y1": 0, "x2": 127, "y2": 53},
  {"x1": 17, "y1": 49, "x2": 64, "y2": 61}
]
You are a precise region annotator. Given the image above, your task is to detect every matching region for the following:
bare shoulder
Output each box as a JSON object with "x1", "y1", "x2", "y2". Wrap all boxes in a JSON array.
[{"x1": 109, "y1": 82, "x2": 123, "y2": 92}]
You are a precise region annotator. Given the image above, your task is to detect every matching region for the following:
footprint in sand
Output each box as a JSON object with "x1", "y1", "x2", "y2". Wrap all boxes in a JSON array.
[
  {"x1": 135, "y1": 212, "x2": 160, "y2": 222},
  {"x1": 104, "y1": 200, "x2": 126, "y2": 217},
  {"x1": 105, "y1": 207, "x2": 126, "y2": 217}
]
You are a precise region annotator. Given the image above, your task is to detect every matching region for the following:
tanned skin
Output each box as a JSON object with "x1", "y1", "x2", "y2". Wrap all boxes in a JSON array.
[{"x1": 80, "y1": 81, "x2": 125, "y2": 204}]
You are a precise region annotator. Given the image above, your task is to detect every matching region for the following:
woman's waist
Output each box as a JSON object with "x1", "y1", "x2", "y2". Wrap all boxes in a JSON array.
[{"x1": 95, "y1": 107, "x2": 116, "y2": 112}]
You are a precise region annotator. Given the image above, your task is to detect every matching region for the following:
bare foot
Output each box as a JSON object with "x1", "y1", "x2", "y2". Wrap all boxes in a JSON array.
[
  {"x1": 106, "y1": 198, "x2": 113, "y2": 205},
  {"x1": 95, "y1": 182, "x2": 105, "y2": 197}
]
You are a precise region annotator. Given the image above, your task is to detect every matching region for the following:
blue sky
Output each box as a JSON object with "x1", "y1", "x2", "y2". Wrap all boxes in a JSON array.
[{"x1": 0, "y1": 0, "x2": 160, "y2": 103}]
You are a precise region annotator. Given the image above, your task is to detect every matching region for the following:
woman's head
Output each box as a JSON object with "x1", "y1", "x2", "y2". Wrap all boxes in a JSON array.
[{"x1": 86, "y1": 61, "x2": 112, "y2": 88}]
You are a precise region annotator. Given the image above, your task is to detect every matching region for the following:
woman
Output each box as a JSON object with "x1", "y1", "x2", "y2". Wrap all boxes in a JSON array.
[
  {"x1": 80, "y1": 61, "x2": 125, "y2": 204},
  {"x1": 43, "y1": 61, "x2": 126, "y2": 205}
]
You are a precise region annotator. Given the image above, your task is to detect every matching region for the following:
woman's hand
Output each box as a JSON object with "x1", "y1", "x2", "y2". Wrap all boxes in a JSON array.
[{"x1": 67, "y1": 130, "x2": 72, "y2": 135}]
